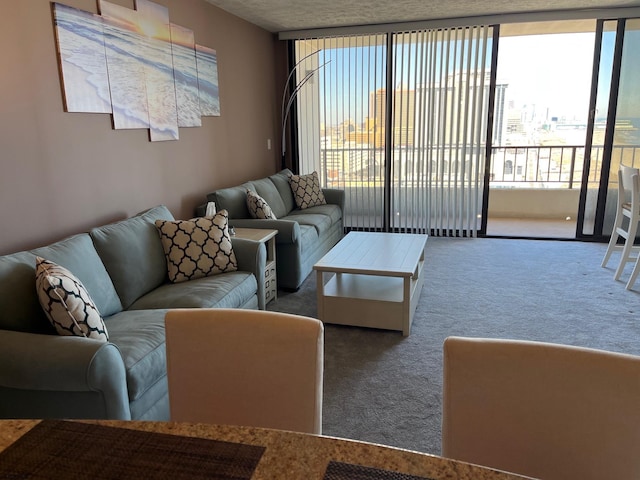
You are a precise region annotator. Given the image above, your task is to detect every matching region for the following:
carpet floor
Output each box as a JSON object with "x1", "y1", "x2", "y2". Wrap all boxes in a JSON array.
[{"x1": 267, "y1": 237, "x2": 640, "y2": 455}]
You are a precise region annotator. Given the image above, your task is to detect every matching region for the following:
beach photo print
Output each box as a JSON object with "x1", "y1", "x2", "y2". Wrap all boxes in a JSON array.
[{"x1": 52, "y1": 0, "x2": 220, "y2": 142}]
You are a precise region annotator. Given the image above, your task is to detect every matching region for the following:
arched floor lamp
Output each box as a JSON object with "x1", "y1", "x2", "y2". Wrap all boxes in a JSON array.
[{"x1": 281, "y1": 50, "x2": 329, "y2": 170}]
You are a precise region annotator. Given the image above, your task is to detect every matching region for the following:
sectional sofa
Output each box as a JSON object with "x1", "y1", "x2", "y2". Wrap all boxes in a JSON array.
[
  {"x1": 199, "y1": 169, "x2": 345, "y2": 290},
  {"x1": 0, "y1": 205, "x2": 265, "y2": 420}
]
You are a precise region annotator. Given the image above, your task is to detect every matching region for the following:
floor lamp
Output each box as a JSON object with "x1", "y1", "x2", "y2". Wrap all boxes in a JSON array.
[{"x1": 281, "y1": 51, "x2": 329, "y2": 170}]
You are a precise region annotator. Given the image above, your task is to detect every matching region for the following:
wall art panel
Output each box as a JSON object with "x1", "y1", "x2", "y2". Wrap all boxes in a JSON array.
[
  {"x1": 196, "y1": 44, "x2": 220, "y2": 117},
  {"x1": 53, "y1": 4, "x2": 112, "y2": 114}
]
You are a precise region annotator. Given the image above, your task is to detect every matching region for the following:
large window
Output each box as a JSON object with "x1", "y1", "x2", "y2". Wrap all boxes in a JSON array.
[{"x1": 293, "y1": 26, "x2": 495, "y2": 236}]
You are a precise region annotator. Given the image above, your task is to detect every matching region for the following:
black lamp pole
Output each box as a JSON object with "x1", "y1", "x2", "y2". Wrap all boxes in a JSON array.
[{"x1": 280, "y1": 50, "x2": 329, "y2": 171}]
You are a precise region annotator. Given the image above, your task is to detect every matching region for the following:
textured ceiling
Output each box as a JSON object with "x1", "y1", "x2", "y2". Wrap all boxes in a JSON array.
[{"x1": 204, "y1": 0, "x2": 640, "y2": 33}]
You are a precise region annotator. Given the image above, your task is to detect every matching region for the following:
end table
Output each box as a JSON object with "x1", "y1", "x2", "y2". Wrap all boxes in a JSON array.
[{"x1": 232, "y1": 228, "x2": 278, "y2": 307}]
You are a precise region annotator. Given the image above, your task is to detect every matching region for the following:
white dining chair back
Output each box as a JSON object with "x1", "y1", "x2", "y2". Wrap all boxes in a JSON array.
[
  {"x1": 442, "y1": 336, "x2": 640, "y2": 480},
  {"x1": 165, "y1": 308, "x2": 324, "y2": 434},
  {"x1": 601, "y1": 163, "x2": 640, "y2": 287}
]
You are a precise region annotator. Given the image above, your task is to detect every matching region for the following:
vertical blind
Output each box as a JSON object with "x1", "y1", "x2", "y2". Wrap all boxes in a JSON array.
[
  {"x1": 295, "y1": 35, "x2": 388, "y2": 231},
  {"x1": 390, "y1": 26, "x2": 493, "y2": 236},
  {"x1": 293, "y1": 25, "x2": 494, "y2": 236}
]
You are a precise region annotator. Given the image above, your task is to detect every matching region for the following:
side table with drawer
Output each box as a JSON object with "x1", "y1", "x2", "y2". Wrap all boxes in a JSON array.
[{"x1": 232, "y1": 228, "x2": 278, "y2": 307}]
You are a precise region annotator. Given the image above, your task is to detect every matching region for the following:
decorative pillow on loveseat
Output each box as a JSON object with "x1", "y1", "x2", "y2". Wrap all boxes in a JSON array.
[
  {"x1": 35, "y1": 256, "x2": 109, "y2": 341},
  {"x1": 289, "y1": 171, "x2": 327, "y2": 210},
  {"x1": 246, "y1": 190, "x2": 277, "y2": 219},
  {"x1": 155, "y1": 210, "x2": 237, "y2": 283}
]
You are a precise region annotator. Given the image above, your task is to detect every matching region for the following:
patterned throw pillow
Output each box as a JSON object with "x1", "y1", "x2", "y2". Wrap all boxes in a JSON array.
[
  {"x1": 289, "y1": 171, "x2": 327, "y2": 210},
  {"x1": 246, "y1": 190, "x2": 277, "y2": 219},
  {"x1": 35, "y1": 257, "x2": 109, "y2": 342},
  {"x1": 155, "y1": 210, "x2": 237, "y2": 284}
]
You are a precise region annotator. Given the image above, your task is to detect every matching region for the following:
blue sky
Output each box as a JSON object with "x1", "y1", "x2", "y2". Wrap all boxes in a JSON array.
[{"x1": 307, "y1": 23, "x2": 639, "y2": 130}]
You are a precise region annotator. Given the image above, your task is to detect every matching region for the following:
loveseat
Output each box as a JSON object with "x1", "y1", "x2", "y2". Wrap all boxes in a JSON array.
[
  {"x1": 0, "y1": 205, "x2": 265, "y2": 421},
  {"x1": 198, "y1": 169, "x2": 344, "y2": 290}
]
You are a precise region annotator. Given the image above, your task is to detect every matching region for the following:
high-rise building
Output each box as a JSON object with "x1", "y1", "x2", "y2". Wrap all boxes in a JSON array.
[
  {"x1": 368, "y1": 87, "x2": 416, "y2": 146},
  {"x1": 366, "y1": 75, "x2": 506, "y2": 148}
]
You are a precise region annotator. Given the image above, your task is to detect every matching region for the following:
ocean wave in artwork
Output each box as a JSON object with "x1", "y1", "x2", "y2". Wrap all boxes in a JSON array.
[{"x1": 54, "y1": 3, "x2": 112, "y2": 113}]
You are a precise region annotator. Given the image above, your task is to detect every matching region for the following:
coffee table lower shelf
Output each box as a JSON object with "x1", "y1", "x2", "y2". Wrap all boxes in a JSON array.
[{"x1": 317, "y1": 268, "x2": 424, "y2": 336}]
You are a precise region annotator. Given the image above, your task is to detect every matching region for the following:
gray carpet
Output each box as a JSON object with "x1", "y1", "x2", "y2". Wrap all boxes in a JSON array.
[{"x1": 267, "y1": 237, "x2": 640, "y2": 455}]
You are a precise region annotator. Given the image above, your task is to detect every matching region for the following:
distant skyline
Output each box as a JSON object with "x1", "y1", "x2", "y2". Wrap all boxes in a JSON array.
[
  {"x1": 310, "y1": 29, "x2": 600, "y2": 129},
  {"x1": 301, "y1": 23, "x2": 640, "y2": 150}
]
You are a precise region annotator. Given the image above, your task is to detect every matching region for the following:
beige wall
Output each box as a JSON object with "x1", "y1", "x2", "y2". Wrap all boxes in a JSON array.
[{"x1": 0, "y1": 0, "x2": 282, "y2": 255}]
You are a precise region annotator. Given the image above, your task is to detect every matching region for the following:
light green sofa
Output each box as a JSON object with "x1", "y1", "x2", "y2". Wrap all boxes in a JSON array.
[
  {"x1": 0, "y1": 205, "x2": 265, "y2": 421},
  {"x1": 198, "y1": 169, "x2": 345, "y2": 290}
]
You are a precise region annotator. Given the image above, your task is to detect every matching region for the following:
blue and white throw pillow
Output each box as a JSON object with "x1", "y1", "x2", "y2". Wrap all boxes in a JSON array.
[
  {"x1": 35, "y1": 257, "x2": 108, "y2": 341},
  {"x1": 155, "y1": 210, "x2": 238, "y2": 283},
  {"x1": 289, "y1": 171, "x2": 327, "y2": 210},
  {"x1": 246, "y1": 190, "x2": 277, "y2": 219}
]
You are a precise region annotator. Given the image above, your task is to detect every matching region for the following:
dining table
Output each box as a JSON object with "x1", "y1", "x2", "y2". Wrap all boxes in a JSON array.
[{"x1": 0, "y1": 419, "x2": 534, "y2": 479}]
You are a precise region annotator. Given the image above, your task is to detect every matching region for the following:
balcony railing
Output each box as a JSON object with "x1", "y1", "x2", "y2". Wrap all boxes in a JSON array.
[
  {"x1": 490, "y1": 145, "x2": 583, "y2": 188},
  {"x1": 316, "y1": 143, "x2": 640, "y2": 231},
  {"x1": 490, "y1": 144, "x2": 640, "y2": 188},
  {"x1": 319, "y1": 144, "x2": 640, "y2": 190}
]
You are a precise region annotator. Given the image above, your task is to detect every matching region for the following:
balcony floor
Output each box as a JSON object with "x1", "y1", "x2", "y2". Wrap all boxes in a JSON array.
[{"x1": 485, "y1": 217, "x2": 577, "y2": 239}]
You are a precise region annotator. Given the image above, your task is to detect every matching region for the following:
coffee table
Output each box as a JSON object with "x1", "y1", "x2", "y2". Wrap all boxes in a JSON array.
[{"x1": 314, "y1": 232, "x2": 428, "y2": 336}]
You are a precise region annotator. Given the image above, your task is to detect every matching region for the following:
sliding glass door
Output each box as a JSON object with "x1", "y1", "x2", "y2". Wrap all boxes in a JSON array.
[
  {"x1": 293, "y1": 26, "x2": 495, "y2": 236},
  {"x1": 587, "y1": 18, "x2": 640, "y2": 238}
]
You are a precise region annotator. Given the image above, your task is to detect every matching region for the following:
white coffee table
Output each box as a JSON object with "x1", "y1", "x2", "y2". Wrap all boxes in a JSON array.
[{"x1": 313, "y1": 232, "x2": 428, "y2": 336}]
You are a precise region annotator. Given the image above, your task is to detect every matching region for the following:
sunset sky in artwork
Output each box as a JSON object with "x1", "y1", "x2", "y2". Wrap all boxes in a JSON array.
[
  {"x1": 135, "y1": 0, "x2": 173, "y2": 43},
  {"x1": 99, "y1": 0, "x2": 172, "y2": 43}
]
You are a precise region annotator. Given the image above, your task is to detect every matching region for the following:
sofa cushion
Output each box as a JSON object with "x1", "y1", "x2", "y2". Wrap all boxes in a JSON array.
[
  {"x1": 35, "y1": 257, "x2": 108, "y2": 342},
  {"x1": 269, "y1": 169, "x2": 296, "y2": 214},
  {"x1": 0, "y1": 251, "x2": 53, "y2": 334},
  {"x1": 289, "y1": 171, "x2": 327, "y2": 209},
  {"x1": 155, "y1": 210, "x2": 237, "y2": 283},
  {"x1": 246, "y1": 190, "x2": 277, "y2": 219},
  {"x1": 32, "y1": 233, "x2": 122, "y2": 317},
  {"x1": 250, "y1": 177, "x2": 287, "y2": 218},
  {"x1": 208, "y1": 183, "x2": 253, "y2": 219},
  {"x1": 282, "y1": 212, "x2": 332, "y2": 235},
  {"x1": 128, "y1": 271, "x2": 257, "y2": 310},
  {"x1": 287, "y1": 204, "x2": 343, "y2": 225},
  {"x1": 90, "y1": 205, "x2": 173, "y2": 309},
  {"x1": 104, "y1": 309, "x2": 167, "y2": 402}
]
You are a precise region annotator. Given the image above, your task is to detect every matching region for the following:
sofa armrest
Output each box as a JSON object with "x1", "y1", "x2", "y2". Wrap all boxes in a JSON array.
[
  {"x1": 231, "y1": 237, "x2": 267, "y2": 309},
  {"x1": 323, "y1": 188, "x2": 345, "y2": 212},
  {"x1": 0, "y1": 329, "x2": 131, "y2": 419},
  {"x1": 230, "y1": 219, "x2": 300, "y2": 245},
  {"x1": 194, "y1": 203, "x2": 207, "y2": 217}
]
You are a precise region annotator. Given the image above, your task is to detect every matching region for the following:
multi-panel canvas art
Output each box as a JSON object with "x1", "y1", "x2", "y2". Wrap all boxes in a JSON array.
[{"x1": 52, "y1": 1, "x2": 220, "y2": 142}]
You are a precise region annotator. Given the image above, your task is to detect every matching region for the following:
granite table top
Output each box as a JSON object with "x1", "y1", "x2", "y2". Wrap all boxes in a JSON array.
[{"x1": 0, "y1": 420, "x2": 535, "y2": 480}]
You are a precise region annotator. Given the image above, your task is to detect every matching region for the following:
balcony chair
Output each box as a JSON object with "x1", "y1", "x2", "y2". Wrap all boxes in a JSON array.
[
  {"x1": 442, "y1": 336, "x2": 640, "y2": 480},
  {"x1": 601, "y1": 163, "x2": 640, "y2": 287},
  {"x1": 165, "y1": 308, "x2": 324, "y2": 434}
]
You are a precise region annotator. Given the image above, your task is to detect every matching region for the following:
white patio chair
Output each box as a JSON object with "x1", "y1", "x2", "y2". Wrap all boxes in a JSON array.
[{"x1": 601, "y1": 164, "x2": 640, "y2": 286}]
